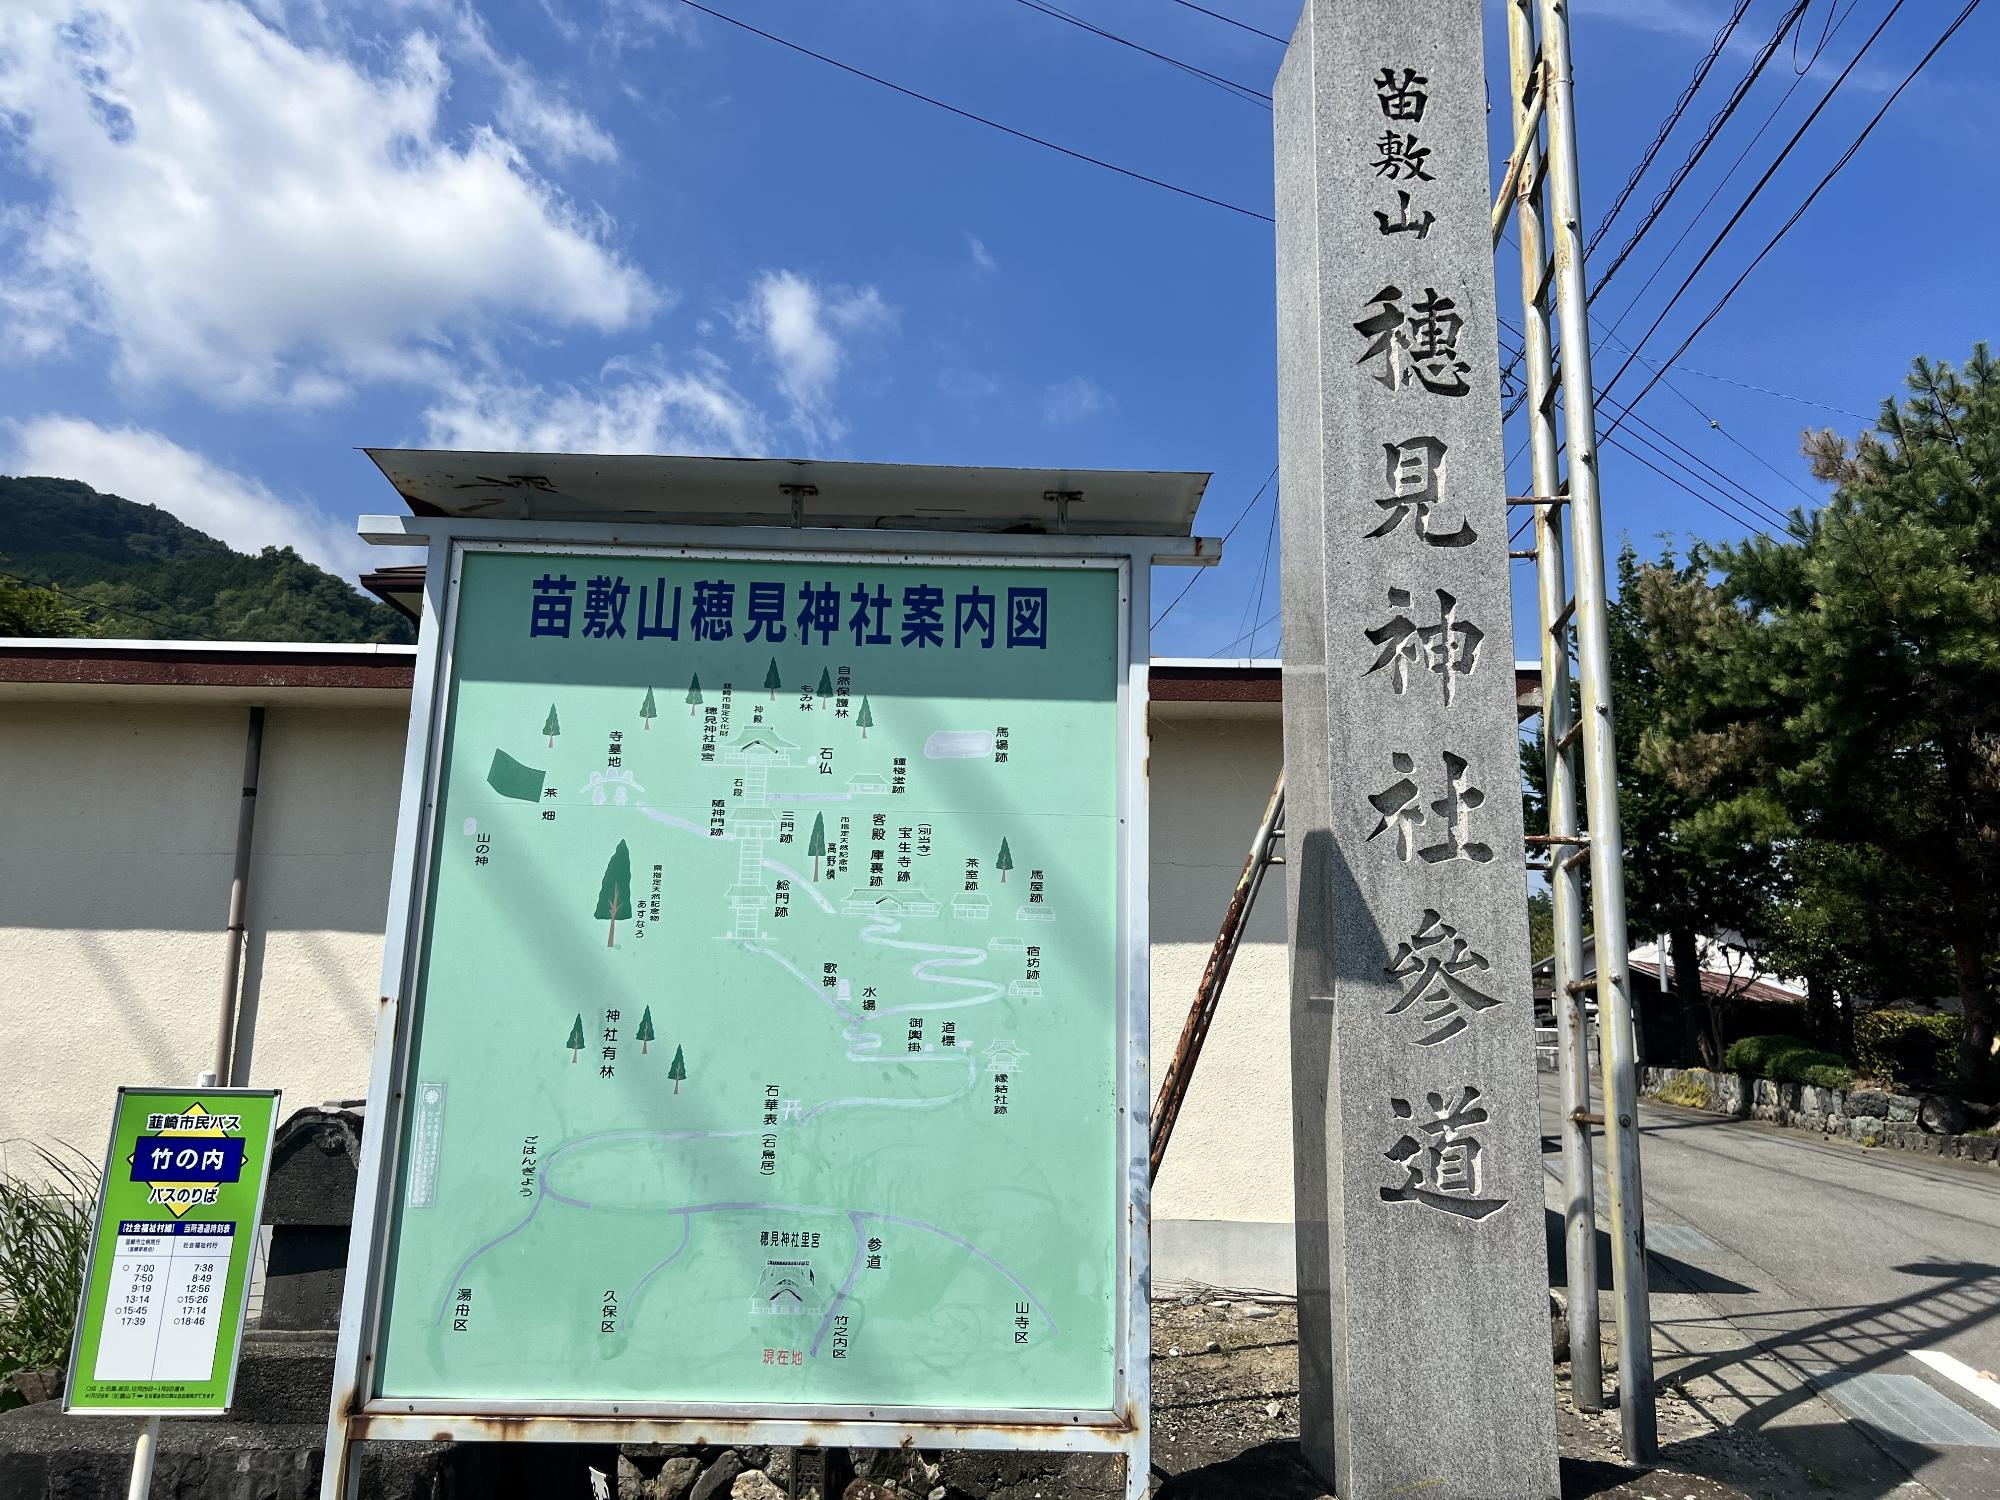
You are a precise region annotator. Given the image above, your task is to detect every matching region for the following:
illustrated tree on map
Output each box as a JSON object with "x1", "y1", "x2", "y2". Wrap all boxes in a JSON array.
[
  {"x1": 996, "y1": 837, "x2": 1015, "y2": 883},
  {"x1": 566, "y1": 1014, "x2": 586, "y2": 1062},
  {"x1": 808, "y1": 813, "x2": 827, "y2": 880},
  {"x1": 764, "y1": 658, "x2": 782, "y2": 700},
  {"x1": 595, "y1": 839, "x2": 633, "y2": 948},
  {"x1": 543, "y1": 703, "x2": 562, "y2": 748},
  {"x1": 817, "y1": 667, "x2": 833, "y2": 700},
  {"x1": 640, "y1": 686, "x2": 657, "y2": 731},
  {"x1": 636, "y1": 1005, "x2": 656, "y2": 1054},
  {"x1": 687, "y1": 673, "x2": 703, "y2": 715},
  {"x1": 668, "y1": 1044, "x2": 688, "y2": 1094},
  {"x1": 857, "y1": 696, "x2": 874, "y2": 739}
]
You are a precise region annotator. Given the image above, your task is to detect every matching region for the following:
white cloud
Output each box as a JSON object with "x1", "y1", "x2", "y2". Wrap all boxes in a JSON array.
[
  {"x1": 966, "y1": 232, "x2": 998, "y2": 274},
  {"x1": 737, "y1": 270, "x2": 893, "y2": 442},
  {"x1": 0, "y1": 0, "x2": 656, "y2": 403},
  {"x1": 423, "y1": 355, "x2": 768, "y2": 455},
  {"x1": 3, "y1": 415, "x2": 374, "y2": 579},
  {"x1": 1042, "y1": 375, "x2": 1111, "y2": 424}
]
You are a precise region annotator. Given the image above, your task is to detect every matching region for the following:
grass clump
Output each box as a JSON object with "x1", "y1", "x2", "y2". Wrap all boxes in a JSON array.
[
  {"x1": 1723, "y1": 1034, "x2": 1856, "y2": 1090},
  {"x1": 1656, "y1": 1076, "x2": 1713, "y2": 1110},
  {"x1": 1, "y1": 1144, "x2": 100, "y2": 1401}
]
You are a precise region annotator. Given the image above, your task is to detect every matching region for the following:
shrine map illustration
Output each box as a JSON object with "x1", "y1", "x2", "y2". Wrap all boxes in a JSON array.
[{"x1": 373, "y1": 550, "x2": 1125, "y2": 1412}]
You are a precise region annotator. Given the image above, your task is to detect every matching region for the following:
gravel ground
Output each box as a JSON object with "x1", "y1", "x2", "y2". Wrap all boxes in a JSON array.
[{"x1": 1148, "y1": 1289, "x2": 1778, "y2": 1500}]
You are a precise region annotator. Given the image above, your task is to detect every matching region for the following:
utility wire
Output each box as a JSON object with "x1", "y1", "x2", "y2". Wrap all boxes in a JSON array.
[
  {"x1": 1234, "y1": 482, "x2": 1280, "y2": 656},
  {"x1": 1164, "y1": 0, "x2": 1288, "y2": 46},
  {"x1": 1595, "y1": 0, "x2": 1911, "y2": 409},
  {"x1": 1498, "y1": 330, "x2": 1783, "y2": 537},
  {"x1": 1603, "y1": 0, "x2": 1982, "y2": 429},
  {"x1": 671, "y1": 0, "x2": 1274, "y2": 222},
  {"x1": 1212, "y1": 609, "x2": 1281, "y2": 658},
  {"x1": 1499, "y1": 316, "x2": 1794, "y2": 530},
  {"x1": 1152, "y1": 464, "x2": 1279, "y2": 630},
  {"x1": 1583, "y1": 0, "x2": 1758, "y2": 264},
  {"x1": 1008, "y1": 0, "x2": 1270, "y2": 105},
  {"x1": 0, "y1": 570, "x2": 200, "y2": 639},
  {"x1": 1589, "y1": 0, "x2": 1814, "y2": 304}
]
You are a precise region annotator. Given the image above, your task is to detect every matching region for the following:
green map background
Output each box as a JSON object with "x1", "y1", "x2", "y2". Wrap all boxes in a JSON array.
[{"x1": 374, "y1": 550, "x2": 1126, "y2": 1411}]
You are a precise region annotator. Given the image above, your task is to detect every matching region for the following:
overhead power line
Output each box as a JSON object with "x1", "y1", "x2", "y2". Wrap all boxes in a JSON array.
[
  {"x1": 1212, "y1": 609, "x2": 1280, "y2": 658},
  {"x1": 1588, "y1": 0, "x2": 1814, "y2": 304},
  {"x1": 1602, "y1": 0, "x2": 1983, "y2": 428},
  {"x1": 1152, "y1": 464, "x2": 1279, "y2": 630},
  {"x1": 1583, "y1": 0, "x2": 1757, "y2": 264},
  {"x1": 671, "y1": 0, "x2": 1274, "y2": 222},
  {"x1": 1008, "y1": 0, "x2": 1271, "y2": 105},
  {"x1": 0, "y1": 570, "x2": 198, "y2": 639},
  {"x1": 1163, "y1": 0, "x2": 1289, "y2": 46}
]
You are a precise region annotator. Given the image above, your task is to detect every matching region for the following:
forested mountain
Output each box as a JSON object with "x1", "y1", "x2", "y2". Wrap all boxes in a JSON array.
[{"x1": 0, "y1": 475, "x2": 413, "y2": 643}]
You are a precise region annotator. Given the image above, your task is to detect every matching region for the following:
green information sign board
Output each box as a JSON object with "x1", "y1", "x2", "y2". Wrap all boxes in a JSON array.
[
  {"x1": 327, "y1": 522, "x2": 1158, "y2": 1497},
  {"x1": 65, "y1": 1087, "x2": 279, "y2": 1415}
]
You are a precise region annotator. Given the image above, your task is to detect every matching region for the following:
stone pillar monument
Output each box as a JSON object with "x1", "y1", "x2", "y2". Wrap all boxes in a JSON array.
[{"x1": 1273, "y1": 2, "x2": 1562, "y2": 1496}]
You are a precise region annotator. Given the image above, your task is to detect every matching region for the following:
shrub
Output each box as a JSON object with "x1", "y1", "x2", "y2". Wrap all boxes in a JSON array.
[
  {"x1": 1723, "y1": 1034, "x2": 1856, "y2": 1090},
  {"x1": 0, "y1": 1145, "x2": 100, "y2": 1383},
  {"x1": 1853, "y1": 1009, "x2": 1962, "y2": 1086}
]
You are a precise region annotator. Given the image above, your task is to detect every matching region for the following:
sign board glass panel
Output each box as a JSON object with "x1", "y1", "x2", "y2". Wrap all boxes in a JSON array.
[{"x1": 370, "y1": 548, "x2": 1128, "y2": 1414}]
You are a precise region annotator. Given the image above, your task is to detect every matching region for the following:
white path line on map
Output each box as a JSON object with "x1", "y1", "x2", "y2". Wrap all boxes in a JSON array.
[
  {"x1": 630, "y1": 1212, "x2": 693, "y2": 1300},
  {"x1": 742, "y1": 941, "x2": 858, "y2": 1022},
  {"x1": 810, "y1": 1212, "x2": 870, "y2": 1357},
  {"x1": 436, "y1": 1195, "x2": 543, "y2": 1322},
  {"x1": 618, "y1": 1198, "x2": 1060, "y2": 1336},
  {"x1": 802, "y1": 1053, "x2": 980, "y2": 1122},
  {"x1": 1912, "y1": 1350, "x2": 2000, "y2": 1412}
]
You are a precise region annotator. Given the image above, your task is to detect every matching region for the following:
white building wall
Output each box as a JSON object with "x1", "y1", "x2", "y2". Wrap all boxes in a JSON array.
[
  {"x1": 0, "y1": 702, "x2": 406, "y2": 1158},
  {"x1": 0, "y1": 695, "x2": 1293, "y2": 1287}
]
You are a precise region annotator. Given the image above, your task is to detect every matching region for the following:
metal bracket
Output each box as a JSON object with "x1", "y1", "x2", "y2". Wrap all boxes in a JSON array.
[
  {"x1": 1044, "y1": 490, "x2": 1083, "y2": 535},
  {"x1": 779, "y1": 483, "x2": 818, "y2": 528}
]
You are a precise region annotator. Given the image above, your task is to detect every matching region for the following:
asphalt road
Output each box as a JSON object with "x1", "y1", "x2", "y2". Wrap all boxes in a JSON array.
[{"x1": 1541, "y1": 1074, "x2": 2000, "y2": 1499}]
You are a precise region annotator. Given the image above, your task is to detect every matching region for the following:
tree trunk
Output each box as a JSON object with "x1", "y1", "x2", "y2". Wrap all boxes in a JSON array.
[
  {"x1": 607, "y1": 894, "x2": 620, "y2": 949},
  {"x1": 1805, "y1": 972, "x2": 1842, "y2": 1052},
  {"x1": 1952, "y1": 925, "x2": 1996, "y2": 1088},
  {"x1": 1671, "y1": 926, "x2": 1716, "y2": 1068}
]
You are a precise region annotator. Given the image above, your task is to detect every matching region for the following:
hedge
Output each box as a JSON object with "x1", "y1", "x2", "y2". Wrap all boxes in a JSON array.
[
  {"x1": 1722, "y1": 1034, "x2": 1856, "y2": 1090},
  {"x1": 1853, "y1": 1010, "x2": 1961, "y2": 1085}
]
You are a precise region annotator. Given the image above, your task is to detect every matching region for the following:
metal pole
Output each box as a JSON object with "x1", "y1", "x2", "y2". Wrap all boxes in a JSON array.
[
  {"x1": 1508, "y1": 0, "x2": 1603, "y2": 1414},
  {"x1": 213, "y1": 706, "x2": 265, "y2": 1086},
  {"x1": 1538, "y1": 0, "x2": 1656, "y2": 1458},
  {"x1": 1149, "y1": 772, "x2": 1284, "y2": 1183},
  {"x1": 127, "y1": 1414, "x2": 159, "y2": 1499}
]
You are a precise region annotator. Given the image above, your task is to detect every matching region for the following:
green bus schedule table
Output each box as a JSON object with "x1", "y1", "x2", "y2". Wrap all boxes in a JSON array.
[{"x1": 65, "y1": 1087, "x2": 279, "y2": 1414}]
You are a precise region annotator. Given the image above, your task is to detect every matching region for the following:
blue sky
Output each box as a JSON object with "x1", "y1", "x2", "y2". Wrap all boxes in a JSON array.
[{"x1": 1, "y1": 0, "x2": 1994, "y2": 658}]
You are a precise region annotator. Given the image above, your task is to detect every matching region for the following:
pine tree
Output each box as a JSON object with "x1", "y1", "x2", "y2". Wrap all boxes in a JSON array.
[
  {"x1": 639, "y1": 686, "x2": 657, "y2": 730},
  {"x1": 686, "y1": 673, "x2": 702, "y2": 715},
  {"x1": 764, "y1": 658, "x2": 782, "y2": 699},
  {"x1": 543, "y1": 703, "x2": 561, "y2": 748},
  {"x1": 808, "y1": 812, "x2": 827, "y2": 880},
  {"x1": 856, "y1": 696, "x2": 874, "y2": 738},
  {"x1": 1653, "y1": 345, "x2": 2000, "y2": 1085},
  {"x1": 595, "y1": 840, "x2": 633, "y2": 948},
  {"x1": 817, "y1": 667, "x2": 833, "y2": 699},
  {"x1": 566, "y1": 1014, "x2": 586, "y2": 1062},
  {"x1": 667, "y1": 1044, "x2": 687, "y2": 1094},
  {"x1": 995, "y1": 837, "x2": 1014, "y2": 883},
  {"x1": 635, "y1": 1005, "x2": 656, "y2": 1054}
]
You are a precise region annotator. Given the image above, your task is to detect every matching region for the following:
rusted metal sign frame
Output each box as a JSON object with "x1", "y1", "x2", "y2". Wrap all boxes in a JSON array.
[{"x1": 322, "y1": 513, "x2": 1214, "y2": 1500}]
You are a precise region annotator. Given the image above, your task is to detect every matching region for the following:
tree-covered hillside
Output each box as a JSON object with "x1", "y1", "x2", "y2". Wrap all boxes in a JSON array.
[{"x1": 0, "y1": 475, "x2": 413, "y2": 643}]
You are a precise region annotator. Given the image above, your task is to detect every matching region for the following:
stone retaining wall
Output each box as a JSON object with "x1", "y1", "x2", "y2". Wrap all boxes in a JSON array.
[{"x1": 1642, "y1": 1066, "x2": 2000, "y2": 1165}]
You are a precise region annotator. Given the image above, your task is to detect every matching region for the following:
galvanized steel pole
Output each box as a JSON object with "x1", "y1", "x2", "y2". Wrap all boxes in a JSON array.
[
  {"x1": 1507, "y1": 0, "x2": 1603, "y2": 1415},
  {"x1": 1538, "y1": 0, "x2": 1656, "y2": 1457}
]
